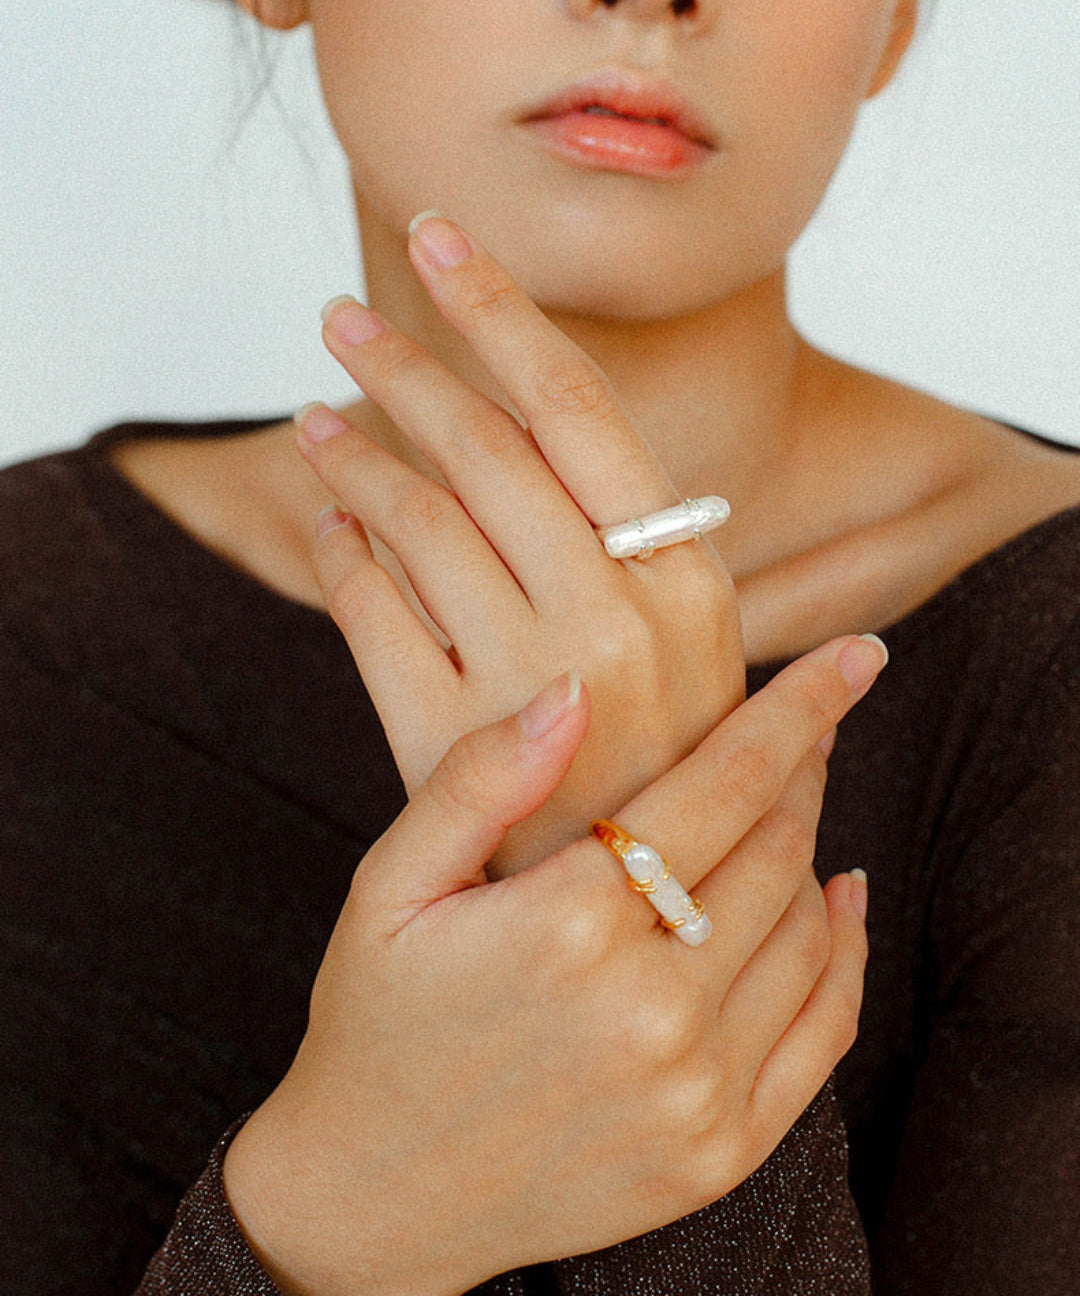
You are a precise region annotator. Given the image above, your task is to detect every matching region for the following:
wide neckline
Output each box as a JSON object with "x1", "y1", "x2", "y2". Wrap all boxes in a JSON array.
[{"x1": 81, "y1": 416, "x2": 1080, "y2": 674}]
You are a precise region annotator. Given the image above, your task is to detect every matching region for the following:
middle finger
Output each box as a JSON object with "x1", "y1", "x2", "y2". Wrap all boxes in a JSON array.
[
  {"x1": 405, "y1": 211, "x2": 679, "y2": 528},
  {"x1": 584, "y1": 634, "x2": 887, "y2": 948},
  {"x1": 319, "y1": 295, "x2": 602, "y2": 601}
]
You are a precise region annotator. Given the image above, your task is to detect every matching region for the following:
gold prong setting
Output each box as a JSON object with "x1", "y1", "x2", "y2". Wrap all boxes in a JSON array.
[{"x1": 590, "y1": 819, "x2": 712, "y2": 947}]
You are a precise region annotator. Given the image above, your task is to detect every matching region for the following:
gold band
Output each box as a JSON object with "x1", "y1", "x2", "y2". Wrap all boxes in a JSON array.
[
  {"x1": 590, "y1": 818, "x2": 636, "y2": 855},
  {"x1": 589, "y1": 819, "x2": 712, "y2": 948}
]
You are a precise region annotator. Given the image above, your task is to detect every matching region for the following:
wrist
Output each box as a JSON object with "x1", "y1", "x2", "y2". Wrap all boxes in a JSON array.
[{"x1": 222, "y1": 1092, "x2": 476, "y2": 1296}]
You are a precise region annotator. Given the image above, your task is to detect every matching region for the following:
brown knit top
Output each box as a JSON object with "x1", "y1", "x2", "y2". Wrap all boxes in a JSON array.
[{"x1": 1, "y1": 419, "x2": 1077, "y2": 1294}]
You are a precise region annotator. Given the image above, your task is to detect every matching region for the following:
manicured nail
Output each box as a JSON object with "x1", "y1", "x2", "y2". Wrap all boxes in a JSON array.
[
  {"x1": 408, "y1": 209, "x2": 443, "y2": 237},
  {"x1": 294, "y1": 401, "x2": 325, "y2": 426},
  {"x1": 320, "y1": 293, "x2": 358, "y2": 323},
  {"x1": 858, "y1": 633, "x2": 889, "y2": 666},
  {"x1": 409, "y1": 212, "x2": 473, "y2": 271},
  {"x1": 517, "y1": 670, "x2": 582, "y2": 741},
  {"x1": 295, "y1": 403, "x2": 350, "y2": 444},
  {"x1": 838, "y1": 634, "x2": 888, "y2": 694},
  {"x1": 320, "y1": 295, "x2": 385, "y2": 346},
  {"x1": 316, "y1": 505, "x2": 350, "y2": 539},
  {"x1": 849, "y1": 868, "x2": 868, "y2": 920}
]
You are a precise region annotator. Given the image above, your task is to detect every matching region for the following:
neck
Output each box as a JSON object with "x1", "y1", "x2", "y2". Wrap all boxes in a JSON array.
[{"x1": 353, "y1": 204, "x2": 814, "y2": 533}]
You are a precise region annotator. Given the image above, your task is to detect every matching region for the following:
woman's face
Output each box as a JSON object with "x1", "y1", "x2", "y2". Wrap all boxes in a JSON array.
[{"x1": 303, "y1": 0, "x2": 916, "y2": 318}]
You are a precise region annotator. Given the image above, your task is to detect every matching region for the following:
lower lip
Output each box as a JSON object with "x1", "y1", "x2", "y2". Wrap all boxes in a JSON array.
[{"x1": 523, "y1": 111, "x2": 712, "y2": 177}]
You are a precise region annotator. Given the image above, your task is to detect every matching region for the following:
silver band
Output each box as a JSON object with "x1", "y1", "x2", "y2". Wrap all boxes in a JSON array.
[{"x1": 599, "y1": 496, "x2": 730, "y2": 561}]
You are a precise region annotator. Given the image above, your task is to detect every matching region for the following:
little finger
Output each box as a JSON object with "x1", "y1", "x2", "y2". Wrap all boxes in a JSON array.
[
  {"x1": 747, "y1": 871, "x2": 869, "y2": 1141},
  {"x1": 714, "y1": 874, "x2": 833, "y2": 1077}
]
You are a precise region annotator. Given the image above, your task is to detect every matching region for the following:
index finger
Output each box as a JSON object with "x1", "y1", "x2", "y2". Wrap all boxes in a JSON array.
[
  {"x1": 407, "y1": 211, "x2": 677, "y2": 525},
  {"x1": 596, "y1": 633, "x2": 889, "y2": 894}
]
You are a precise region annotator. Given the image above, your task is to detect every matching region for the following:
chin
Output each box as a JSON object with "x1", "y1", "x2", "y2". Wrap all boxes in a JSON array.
[
  {"x1": 506, "y1": 237, "x2": 781, "y2": 324},
  {"x1": 461, "y1": 196, "x2": 786, "y2": 324}
]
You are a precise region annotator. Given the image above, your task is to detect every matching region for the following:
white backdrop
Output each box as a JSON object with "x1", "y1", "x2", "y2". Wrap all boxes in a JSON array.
[{"x1": 1, "y1": 0, "x2": 1078, "y2": 468}]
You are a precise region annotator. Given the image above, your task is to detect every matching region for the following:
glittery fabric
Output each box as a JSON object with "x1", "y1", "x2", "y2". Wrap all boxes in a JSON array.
[
  {"x1": 551, "y1": 1084, "x2": 868, "y2": 1294},
  {"x1": 137, "y1": 1086, "x2": 867, "y2": 1294},
  {"x1": 136, "y1": 1124, "x2": 278, "y2": 1295}
]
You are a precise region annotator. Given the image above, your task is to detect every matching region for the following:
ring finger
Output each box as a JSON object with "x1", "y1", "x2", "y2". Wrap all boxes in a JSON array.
[
  {"x1": 315, "y1": 298, "x2": 602, "y2": 604},
  {"x1": 297, "y1": 404, "x2": 533, "y2": 661},
  {"x1": 717, "y1": 873, "x2": 834, "y2": 1080}
]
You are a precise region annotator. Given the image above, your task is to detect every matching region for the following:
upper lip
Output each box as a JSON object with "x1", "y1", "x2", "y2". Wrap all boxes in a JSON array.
[{"x1": 518, "y1": 70, "x2": 717, "y2": 150}]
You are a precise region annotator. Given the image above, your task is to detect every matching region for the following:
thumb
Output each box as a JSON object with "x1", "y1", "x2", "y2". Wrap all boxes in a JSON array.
[{"x1": 359, "y1": 671, "x2": 590, "y2": 931}]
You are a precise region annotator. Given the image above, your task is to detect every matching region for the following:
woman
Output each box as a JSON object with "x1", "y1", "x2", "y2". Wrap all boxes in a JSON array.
[{"x1": 1, "y1": 1, "x2": 1077, "y2": 1292}]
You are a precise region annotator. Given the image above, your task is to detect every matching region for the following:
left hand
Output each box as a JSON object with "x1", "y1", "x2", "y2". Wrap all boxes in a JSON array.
[{"x1": 297, "y1": 213, "x2": 744, "y2": 871}]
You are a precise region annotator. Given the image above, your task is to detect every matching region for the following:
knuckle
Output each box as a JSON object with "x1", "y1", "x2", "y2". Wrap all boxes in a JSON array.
[
  {"x1": 787, "y1": 668, "x2": 849, "y2": 734},
  {"x1": 672, "y1": 1137, "x2": 742, "y2": 1210},
  {"x1": 587, "y1": 606, "x2": 658, "y2": 671},
  {"x1": 532, "y1": 353, "x2": 618, "y2": 422},
  {"x1": 654, "y1": 1068, "x2": 717, "y2": 1139},
  {"x1": 549, "y1": 886, "x2": 618, "y2": 971},
  {"x1": 804, "y1": 746, "x2": 829, "y2": 795},
  {"x1": 627, "y1": 992, "x2": 697, "y2": 1066},
  {"x1": 790, "y1": 897, "x2": 832, "y2": 986},
  {"x1": 369, "y1": 335, "x2": 429, "y2": 386},
  {"x1": 451, "y1": 408, "x2": 522, "y2": 466},
  {"x1": 537, "y1": 855, "x2": 633, "y2": 975},
  {"x1": 397, "y1": 478, "x2": 455, "y2": 531},
  {"x1": 427, "y1": 732, "x2": 493, "y2": 822},
  {"x1": 766, "y1": 801, "x2": 818, "y2": 873},
  {"x1": 831, "y1": 995, "x2": 862, "y2": 1058},
  {"x1": 323, "y1": 565, "x2": 376, "y2": 629},
  {"x1": 463, "y1": 269, "x2": 519, "y2": 321},
  {"x1": 721, "y1": 742, "x2": 777, "y2": 806}
]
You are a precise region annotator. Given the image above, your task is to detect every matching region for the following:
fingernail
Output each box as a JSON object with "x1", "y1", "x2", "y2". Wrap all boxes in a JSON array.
[
  {"x1": 321, "y1": 296, "x2": 385, "y2": 346},
  {"x1": 838, "y1": 634, "x2": 889, "y2": 695},
  {"x1": 408, "y1": 209, "x2": 443, "y2": 238},
  {"x1": 296, "y1": 403, "x2": 350, "y2": 444},
  {"x1": 517, "y1": 670, "x2": 582, "y2": 741},
  {"x1": 849, "y1": 868, "x2": 868, "y2": 920},
  {"x1": 316, "y1": 504, "x2": 350, "y2": 539},
  {"x1": 320, "y1": 293, "x2": 358, "y2": 323},
  {"x1": 817, "y1": 727, "x2": 837, "y2": 760},
  {"x1": 858, "y1": 633, "x2": 889, "y2": 666},
  {"x1": 409, "y1": 212, "x2": 473, "y2": 271},
  {"x1": 294, "y1": 401, "x2": 325, "y2": 426}
]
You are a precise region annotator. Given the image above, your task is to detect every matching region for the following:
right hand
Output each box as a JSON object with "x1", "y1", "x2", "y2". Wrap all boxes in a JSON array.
[{"x1": 223, "y1": 634, "x2": 884, "y2": 1296}]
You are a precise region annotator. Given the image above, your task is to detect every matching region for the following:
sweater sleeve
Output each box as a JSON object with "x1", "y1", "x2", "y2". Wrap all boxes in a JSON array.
[
  {"x1": 135, "y1": 1085, "x2": 870, "y2": 1296},
  {"x1": 869, "y1": 615, "x2": 1080, "y2": 1294},
  {"x1": 135, "y1": 1123, "x2": 281, "y2": 1296}
]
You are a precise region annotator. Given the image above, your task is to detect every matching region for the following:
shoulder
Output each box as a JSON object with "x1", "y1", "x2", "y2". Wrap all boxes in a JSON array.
[
  {"x1": 0, "y1": 444, "x2": 118, "y2": 651},
  {"x1": 0, "y1": 433, "x2": 200, "y2": 694}
]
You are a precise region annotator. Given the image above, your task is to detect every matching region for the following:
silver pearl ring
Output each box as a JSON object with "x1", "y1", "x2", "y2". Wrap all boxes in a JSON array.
[{"x1": 598, "y1": 496, "x2": 730, "y2": 561}]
